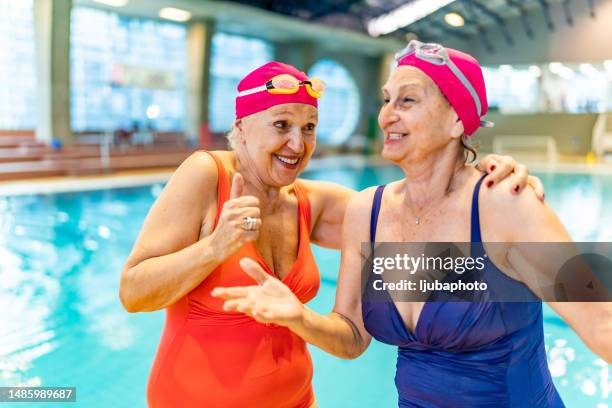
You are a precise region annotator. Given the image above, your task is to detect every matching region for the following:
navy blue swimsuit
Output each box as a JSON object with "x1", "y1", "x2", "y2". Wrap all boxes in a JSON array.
[{"x1": 362, "y1": 176, "x2": 564, "y2": 407}]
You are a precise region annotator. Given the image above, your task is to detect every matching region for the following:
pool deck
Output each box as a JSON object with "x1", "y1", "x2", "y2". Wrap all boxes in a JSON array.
[{"x1": 1, "y1": 154, "x2": 611, "y2": 197}]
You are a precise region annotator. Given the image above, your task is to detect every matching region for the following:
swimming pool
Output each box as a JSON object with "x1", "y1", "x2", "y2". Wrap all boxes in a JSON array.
[{"x1": 0, "y1": 165, "x2": 610, "y2": 407}]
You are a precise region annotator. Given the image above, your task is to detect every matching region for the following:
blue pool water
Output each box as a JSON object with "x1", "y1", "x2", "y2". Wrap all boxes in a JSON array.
[{"x1": 0, "y1": 166, "x2": 610, "y2": 407}]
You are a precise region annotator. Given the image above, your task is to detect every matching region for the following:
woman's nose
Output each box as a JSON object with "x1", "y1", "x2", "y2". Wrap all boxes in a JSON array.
[
  {"x1": 378, "y1": 103, "x2": 399, "y2": 129},
  {"x1": 287, "y1": 128, "x2": 305, "y2": 153}
]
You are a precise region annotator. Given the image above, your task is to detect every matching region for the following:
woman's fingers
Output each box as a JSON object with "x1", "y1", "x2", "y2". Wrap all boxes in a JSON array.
[
  {"x1": 240, "y1": 257, "x2": 270, "y2": 285},
  {"x1": 509, "y1": 164, "x2": 529, "y2": 194},
  {"x1": 232, "y1": 213, "x2": 262, "y2": 230},
  {"x1": 478, "y1": 156, "x2": 545, "y2": 201},
  {"x1": 211, "y1": 285, "x2": 256, "y2": 299},
  {"x1": 483, "y1": 155, "x2": 514, "y2": 188},
  {"x1": 221, "y1": 298, "x2": 241, "y2": 312},
  {"x1": 222, "y1": 298, "x2": 254, "y2": 313},
  {"x1": 229, "y1": 173, "x2": 244, "y2": 199},
  {"x1": 476, "y1": 155, "x2": 500, "y2": 174},
  {"x1": 528, "y1": 175, "x2": 546, "y2": 201},
  {"x1": 225, "y1": 195, "x2": 260, "y2": 209}
]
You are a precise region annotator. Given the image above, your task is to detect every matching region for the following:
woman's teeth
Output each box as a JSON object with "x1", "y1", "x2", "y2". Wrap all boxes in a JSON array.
[
  {"x1": 274, "y1": 155, "x2": 299, "y2": 165},
  {"x1": 387, "y1": 133, "x2": 406, "y2": 140}
]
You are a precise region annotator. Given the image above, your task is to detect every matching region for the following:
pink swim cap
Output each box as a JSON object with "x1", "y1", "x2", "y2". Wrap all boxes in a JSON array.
[
  {"x1": 396, "y1": 41, "x2": 491, "y2": 136},
  {"x1": 235, "y1": 62, "x2": 318, "y2": 119}
]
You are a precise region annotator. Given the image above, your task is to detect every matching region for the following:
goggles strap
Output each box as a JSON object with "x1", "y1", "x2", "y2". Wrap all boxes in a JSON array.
[
  {"x1": 237, "y1": 85, "x2": 268, "y2": 97},
  {"x1": 396, "y1": 40, "x2": 483, "y2": 118},
  {"x1": 444, "y1": 57, "x2": 483, "y2": 117}
]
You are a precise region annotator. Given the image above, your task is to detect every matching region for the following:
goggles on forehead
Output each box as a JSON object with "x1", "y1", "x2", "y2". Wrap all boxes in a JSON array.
[
  {"x1": 395, "y1": 40, "x2": 493, "y2": 128},
  {"x1": 237, "y1": 74, "x2": 325, "y2": 99}
]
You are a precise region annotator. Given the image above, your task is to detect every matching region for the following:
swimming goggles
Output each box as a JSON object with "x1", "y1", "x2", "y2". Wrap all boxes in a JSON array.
[
  {"x1": 237, "y1": 74, "x2": 325, "y2": 99},
  {"x1": 395, "y1": 40, "x2": 493, "y2": 128}
]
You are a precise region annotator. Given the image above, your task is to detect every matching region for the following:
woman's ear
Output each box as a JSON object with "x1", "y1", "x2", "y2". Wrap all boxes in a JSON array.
[
  {"x1": 234, "y1": 119, "x2": 246, "y2": 144},
  {"x1": 450, "y1": 114, "x2": 464, "y2": 140}
]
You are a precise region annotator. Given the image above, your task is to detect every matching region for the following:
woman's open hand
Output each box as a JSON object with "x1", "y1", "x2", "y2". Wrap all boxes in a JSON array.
[{"x1": 211, "y1": 258, "x2": 304, "y2": 327}]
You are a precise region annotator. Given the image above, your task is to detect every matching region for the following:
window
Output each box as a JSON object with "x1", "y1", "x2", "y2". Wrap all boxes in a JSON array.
[
  {"x1": 208, "y1": 33, "x2": 274, "y2": 132},
  {"x1": 308, "y1": 59, "x2": 360, "y2": 145},
  {"x1": 482, "y1": 65, "x2": 540, "y2": 113},
  {"x1": 482, "y1": 62, "x2": 612, "y2": 114},
  {"x1": 0, "y1": 0, "x2": 36, "y2": 130},
  {"x1": 71, "y1": 7, "x2": 187, "y2": 132},
  {"x1": 541, "y1": 63, "x2": 609, "y2": 113}
]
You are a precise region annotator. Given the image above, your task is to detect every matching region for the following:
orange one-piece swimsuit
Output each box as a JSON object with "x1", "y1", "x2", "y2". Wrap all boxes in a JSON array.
[{"x1": 146, "y1": 151, "x2": 321, "y2": 407}]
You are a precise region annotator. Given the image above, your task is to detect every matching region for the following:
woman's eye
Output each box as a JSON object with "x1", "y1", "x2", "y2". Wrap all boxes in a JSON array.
[
  {"x1": 403, "y1": 97, "x2": 415, "y2": 103},
  {"x1": 274, "y1": 121, "x2": 288, "y2": 129},
  {"x1": 383, "y1": 98, "x2": 390, "y2": 104},
  {"x1": 304, "y1": 123, "x2": 316, "y2": 131}
]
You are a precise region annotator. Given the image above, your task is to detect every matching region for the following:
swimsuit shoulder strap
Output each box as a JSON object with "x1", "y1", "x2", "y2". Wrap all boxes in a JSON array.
[
  {"x1": 200, "y1": 150, "x2": 230, "y2": 228},
  {"x1": 370, "y1": 185, "x2": 386, "y2": 244},
  {"x1": 293, "y1": 181, "x2": 312, "y2": 233},
  {"x1": 470, "y1": 174, "x2": 487, "y2": 243}
]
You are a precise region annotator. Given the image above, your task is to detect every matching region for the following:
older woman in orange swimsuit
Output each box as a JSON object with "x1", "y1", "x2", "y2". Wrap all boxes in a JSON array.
[{"x1": 119, "y1": 61, "x2": 542, "y2": 407}]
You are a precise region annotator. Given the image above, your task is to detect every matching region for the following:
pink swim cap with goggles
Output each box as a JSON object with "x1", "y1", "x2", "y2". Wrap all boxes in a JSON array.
[
  {"x1": 395, "y1": 40, "x2": 493, "y2": 136},
  {"x1": 235, "y1": 62, "x2": 322, "y2": 119}
]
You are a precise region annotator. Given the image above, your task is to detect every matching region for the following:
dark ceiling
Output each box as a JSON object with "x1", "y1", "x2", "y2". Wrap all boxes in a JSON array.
[{"x1": 219, "y1": 0, "x2": 599, "y2": 50}]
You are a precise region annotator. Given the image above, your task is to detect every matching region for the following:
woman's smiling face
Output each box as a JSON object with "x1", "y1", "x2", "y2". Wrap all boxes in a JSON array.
[
  {"x1": 378, "y1": 65, "x2": 464, "y2": 164},
  {"x1": 235, "y1": 103, "x2": 318, "y2": 187}
]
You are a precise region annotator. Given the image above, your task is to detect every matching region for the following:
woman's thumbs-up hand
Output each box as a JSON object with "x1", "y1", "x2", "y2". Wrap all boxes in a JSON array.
[{"x1": 210, "y1": 173, "x2": 261, "y2": 261}]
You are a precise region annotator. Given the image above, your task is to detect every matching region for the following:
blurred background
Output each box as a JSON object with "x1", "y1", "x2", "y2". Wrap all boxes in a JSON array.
[{"x1": 0, "y1": 0, "x2": 610, "y2": 407}]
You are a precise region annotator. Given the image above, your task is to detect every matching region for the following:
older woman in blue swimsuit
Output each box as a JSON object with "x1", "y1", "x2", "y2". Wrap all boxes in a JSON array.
[{"x1": 214, "y1": 41, "x2": 612, "y2": 407}]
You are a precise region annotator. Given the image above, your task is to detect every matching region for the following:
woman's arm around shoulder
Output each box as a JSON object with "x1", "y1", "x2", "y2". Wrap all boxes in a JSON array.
[
  {"x1": 481, "y1": 177, "x2": 612, "y2": 363},
  {"x1": 292, "y1": 185, "x2": 378, "y2": 357},
  {"x1": 298, "y1": 178, "x2": 356, "y2": 250},
  {"x1": 330, "y1": 186, "x2": 380, "y2": 355}
]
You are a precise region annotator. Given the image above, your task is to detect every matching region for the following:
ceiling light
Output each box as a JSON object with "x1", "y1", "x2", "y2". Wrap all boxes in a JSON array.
[
  {"x1": 444, "y1": 12, "x2": 464, "y2": 27},
  {"x1": 499, "y1": 64, "x2": 513, "y2": 72},
  {"x1": 146, "y1": 105, "x2": 161, "y2": 119},
  {"x1": 92, "y1": 0, "x2": 128, "y2": 6},
  {"x1": 159, "y1": 7, "x2": 192, "y2": 22},
  {"x1": 368, "y1": 0, "x2": 456, "y2": 37}
]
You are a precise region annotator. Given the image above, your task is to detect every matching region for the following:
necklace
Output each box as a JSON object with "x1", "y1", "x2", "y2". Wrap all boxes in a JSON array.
[
  {"x1": 408, "y1": 175, "x2": 456, "y2": 226},
  {"x1": 413, "y1": 205, "x2": 438, "y2": 225}
]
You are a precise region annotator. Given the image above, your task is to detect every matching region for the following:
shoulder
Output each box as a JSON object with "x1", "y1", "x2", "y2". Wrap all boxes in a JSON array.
[
  {"x1": 164, "y1": 150, "x2": 234, "y2": 201},
  {"x1": 346, "y1": 186, "x2": 379, "y2": 224},
  {"x1": 298, "y1": 178, "x2": 356, "y2": 203},
  {"x1": 479, "y1": 176, "x2": 540, "y2": 216},
  {"x1": 479, "y1": 175, "x2": 568, "y2": 241},
  {"x1": 340, "y1": 186, "x2": 380, "y2": 242},
  {"x1": 298, "y1": 178, "x2": 355, "y2": 200},
  {"x1": 176, "y1": 150, "x2": 235, "y2": 181},
  {"x1": 170, "y1": 151, "x2": 216, "y2": 188},
  {"x1": 297, "y1": 178, "x2": 356, "y2": 216}
]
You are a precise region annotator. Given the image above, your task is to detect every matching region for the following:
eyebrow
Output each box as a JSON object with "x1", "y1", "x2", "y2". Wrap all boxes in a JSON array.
[
  {"x1": 400, "y1": 83, "x2": 422, "y2": 92},
  {"x1": 272, "y1": 110, "x2": 295, "y2": 117},
  {"x1": 272, "y1": 110, "x2": 317, "y2": 120},
  {"x1": 381, "y1": 83, "x2": 422, "y2": 94}
]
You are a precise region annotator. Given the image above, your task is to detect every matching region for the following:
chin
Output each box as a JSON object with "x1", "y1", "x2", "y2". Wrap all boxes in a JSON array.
[
  {"x1": 270, "y1": 171, "x2": 299, "y2": 188},
  {"x1": 381, "y1": 146, "x2": 408, "y2": 163}
]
